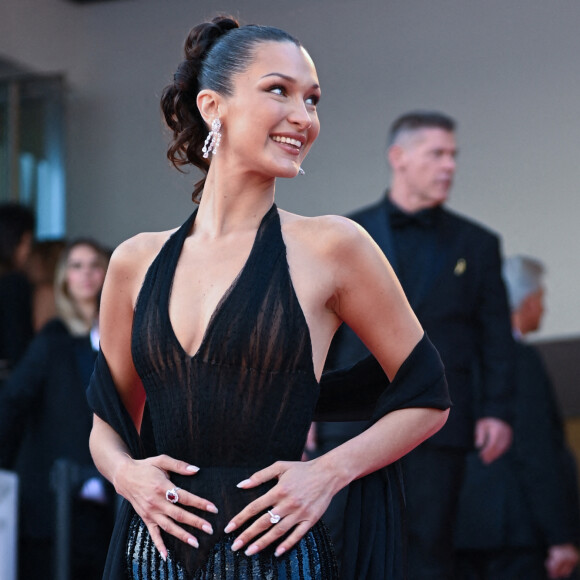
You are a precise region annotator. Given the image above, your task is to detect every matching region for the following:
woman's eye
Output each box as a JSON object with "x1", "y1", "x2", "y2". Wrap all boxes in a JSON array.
[
  {"x1": 269, "y1": 86, "x2": 286, "y2": 96},
  {"x1": 305, "y1": 95, "x2": 319, "y2": 107}
]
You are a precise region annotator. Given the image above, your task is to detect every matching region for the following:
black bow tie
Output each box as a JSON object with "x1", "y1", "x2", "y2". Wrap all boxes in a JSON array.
[{"x1": 389, "y1": 208, "x2": 437, "y2": 229}]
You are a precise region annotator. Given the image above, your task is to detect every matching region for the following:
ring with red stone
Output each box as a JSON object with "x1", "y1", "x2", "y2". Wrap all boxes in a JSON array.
[{"x1": 165, "y1": 487, "x2": 181, "y2": 504}]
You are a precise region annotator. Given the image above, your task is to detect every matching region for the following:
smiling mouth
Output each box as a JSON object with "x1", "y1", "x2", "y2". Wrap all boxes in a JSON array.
[{"x1": 271, "y1": 135, "x2": 303, "y2": 149}]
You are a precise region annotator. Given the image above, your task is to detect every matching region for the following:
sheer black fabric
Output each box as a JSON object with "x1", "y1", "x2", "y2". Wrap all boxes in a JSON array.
[
  {"x1": 91, "y1": 205, "x2": 337, "y2": 578},
  {"x1": 87, "y1": 205, "x2": 450, "y2": 579}
]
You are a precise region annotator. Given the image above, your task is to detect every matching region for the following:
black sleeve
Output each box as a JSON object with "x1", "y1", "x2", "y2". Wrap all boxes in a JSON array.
[
  {"x1": 0, "y1": 272, "x2": 34, "y2": 366},
  {"x1": 86, "y1": 349, "x2": 144, "y2": 460},
  {"x1": 85, "y1": 349, "x2": 142, "y2": 580},
  {"x1": 314, "y1": 332, "x2": 451, "y2": 422},
  {"x1": 475, "y1": 235, "x2": 515, "y2": 423},
  {"x1": 0, "y1": 326, "x2": 51, "y2": 467}
]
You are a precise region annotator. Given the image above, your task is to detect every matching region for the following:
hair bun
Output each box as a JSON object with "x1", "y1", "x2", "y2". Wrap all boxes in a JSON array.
[
  {"x1": 212, "y1": 15, "x2": 239, "y2": 35},
  {"x1": 184, "y1": 15, "x2": 239, "y2": 62}
]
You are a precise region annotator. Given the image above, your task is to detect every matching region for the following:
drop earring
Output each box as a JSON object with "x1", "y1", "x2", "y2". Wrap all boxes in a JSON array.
[{"x1": 202, "y1": 118, "x2": 222, "y2": 158}]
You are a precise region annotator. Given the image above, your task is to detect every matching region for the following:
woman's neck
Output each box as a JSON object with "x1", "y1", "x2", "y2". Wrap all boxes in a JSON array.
[
  {"x1": 76, "y1": 300, "x2": 98, "y2": 328},
  {"x1": 196, "y1": 165, "x2": 276, "y2": 237}
]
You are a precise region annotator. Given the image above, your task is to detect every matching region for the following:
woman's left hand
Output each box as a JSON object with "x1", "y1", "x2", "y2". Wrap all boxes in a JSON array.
[{"x1": 224, "y1": 458, "x2": 338, "y2": 557}]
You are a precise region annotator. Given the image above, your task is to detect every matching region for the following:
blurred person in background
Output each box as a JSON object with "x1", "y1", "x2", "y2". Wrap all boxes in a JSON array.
[
  {"x1": 455, "y1": 255, "x2": 580, "y2": 580},
  {"x1": 25, "y1": 239, "x2": 67, "y2": 331},
  {"x1": 315, "y1": 111, "x2": 514, "y2": 578},
  {"x1": 0, "y1": 203, "x2": 35, "y2": 382},
  {"x1": 0, "y1": 238, "x2": 115, "y2": 580}
]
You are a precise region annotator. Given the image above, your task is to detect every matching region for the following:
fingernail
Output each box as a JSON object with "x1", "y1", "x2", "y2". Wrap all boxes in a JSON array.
[
  {"x1": 202, "y1": 524, "x2": 213, "y2": 535},
  {"x1": 236, "y1": 479, "x2": 251, "y2": 488},
  {"x1": 187, "y1": 465, "x2": 200, "y2": 472},
  {"x1": 188, "y1": 537, "x2": 199, "y2": 548},
  {"x1": 160, "y1": 551, "x2": 167, "y2": 562},
  {"x1": 224, "y1": 521, "x2": 236, "y2": 534},
  {"x1": 275, "y1": 546, "x2": 286, "y2": 557},
  {"x1": 207, "y1": 503, "x2": 218, "y2": 514},
  {"x1": 231, "y1": 539, "x2": 243, "y2": 551},
  {"x1": 245, "y1": 544, "x2": 259, "y2": 556}
]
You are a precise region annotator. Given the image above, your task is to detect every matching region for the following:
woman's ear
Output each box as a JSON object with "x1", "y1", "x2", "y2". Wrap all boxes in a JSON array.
[{"x1": 197, "y1": 89, "x2": 222, "y2": 127}]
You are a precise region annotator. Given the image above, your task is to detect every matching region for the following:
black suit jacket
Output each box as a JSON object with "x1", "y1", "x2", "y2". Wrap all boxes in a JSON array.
[
  {"x1": 0, "y1": 271, "x2": 33, "y2": 370},
  {"x1": 327, "y1": 196, "x2": 514, "y2": 447},
  {"x1": 455, "y1": 341, "x2": 580, "y2": 549},
  {"x1": 0, "y1": 319, "x2": 104, "y2": 538}
]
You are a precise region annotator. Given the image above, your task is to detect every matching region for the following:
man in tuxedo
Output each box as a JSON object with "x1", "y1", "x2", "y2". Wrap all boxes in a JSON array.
[
  {"x1": 455, "y1": 256, "x2": 580, "y2": 579},
  {"x1": 317, "y1": 111, "x2": 514, "y2": 578}
]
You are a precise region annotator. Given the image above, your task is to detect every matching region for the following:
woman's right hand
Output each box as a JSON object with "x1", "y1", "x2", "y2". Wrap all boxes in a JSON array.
[{"x1": 114, "y1": 453, "x2": 218, "y2": 560}]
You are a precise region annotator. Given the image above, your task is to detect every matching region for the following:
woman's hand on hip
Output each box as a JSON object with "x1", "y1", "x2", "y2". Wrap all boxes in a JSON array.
[
  {"x1": 114, "y1": 454, "x2": 218, "y2": 561},
  {"x1": 224, "y1": 457, "x2": 340, "y2": 557}
]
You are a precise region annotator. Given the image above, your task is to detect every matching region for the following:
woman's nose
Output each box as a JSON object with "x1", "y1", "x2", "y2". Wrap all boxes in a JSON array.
[{"x1": 288, "y1": 99, "x2": 312, "y2": 130}]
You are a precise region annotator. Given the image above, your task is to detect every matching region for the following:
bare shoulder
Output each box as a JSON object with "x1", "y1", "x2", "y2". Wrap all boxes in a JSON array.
[
  {"x1": 112, "y1": 229, "x2": 175, "y2": 264},
  {"x1": 278, "y1": 209, "x2": 372, "y2": 261},
  {"x1": 105, "y1": 228, "x2": 178, "y2": 298}
]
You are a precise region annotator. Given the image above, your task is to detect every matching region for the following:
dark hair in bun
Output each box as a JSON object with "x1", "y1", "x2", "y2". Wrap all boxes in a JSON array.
[{"x1": 160, "y1": 16, "x2": 301, "y2": 202}]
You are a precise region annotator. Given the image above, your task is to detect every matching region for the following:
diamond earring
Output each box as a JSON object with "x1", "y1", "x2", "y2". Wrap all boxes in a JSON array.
[{"x1": 202, "y1": 118, "x2": 222, "y2": 158}]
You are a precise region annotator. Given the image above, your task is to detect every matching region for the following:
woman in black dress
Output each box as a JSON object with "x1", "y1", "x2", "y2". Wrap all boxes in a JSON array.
[{"x1": 88, "y1": 16, "x2": 450, "y2": 579}]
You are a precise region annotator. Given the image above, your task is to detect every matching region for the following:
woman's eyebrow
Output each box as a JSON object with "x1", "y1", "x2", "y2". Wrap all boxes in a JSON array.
[{"x1": 260, "y1": 72, "x2": 320, "y2": 90}]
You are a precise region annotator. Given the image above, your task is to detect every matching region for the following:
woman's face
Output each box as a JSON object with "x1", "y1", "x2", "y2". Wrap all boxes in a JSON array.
[
  {"x1": 65, "y1": 244, "x2": 107, "y2": 305},
  {"x1": 220, "y1": 41, "x2": 321, "y2": 178}
]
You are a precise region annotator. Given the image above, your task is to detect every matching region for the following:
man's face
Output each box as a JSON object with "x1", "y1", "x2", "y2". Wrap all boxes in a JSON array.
[{"x1": 393, "y1": 128, "x2": 457, "y2": 208}]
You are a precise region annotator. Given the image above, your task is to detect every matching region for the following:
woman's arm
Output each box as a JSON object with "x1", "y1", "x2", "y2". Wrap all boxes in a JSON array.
[
  {"x1": 88, "y1": 236, "x2": 216, "y2": 561},
  {"x1": 89, "y1": 413, "x2": 214, "y2": 559},
  {"x1": 226, "y1": 217, "x2": 449, "y2": 556}
]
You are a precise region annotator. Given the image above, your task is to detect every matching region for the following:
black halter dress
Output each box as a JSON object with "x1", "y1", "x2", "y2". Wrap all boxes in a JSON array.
[
  {"x1": 87, "y1": 203, "x2": 451, "y2": 579},
  {"x1": 126, "y1": 204, "x2": 338, "y2": 578}
]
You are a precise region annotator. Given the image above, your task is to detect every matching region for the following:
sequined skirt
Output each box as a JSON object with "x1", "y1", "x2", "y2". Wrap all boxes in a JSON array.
[{"x1": 126, "y1": 513, "x2": 338, "y2": 579}]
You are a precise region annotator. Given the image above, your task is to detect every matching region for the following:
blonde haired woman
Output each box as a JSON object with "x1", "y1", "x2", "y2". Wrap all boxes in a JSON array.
[{"x1": 0, "y1": 238, "x2": 114, "y2": 580}]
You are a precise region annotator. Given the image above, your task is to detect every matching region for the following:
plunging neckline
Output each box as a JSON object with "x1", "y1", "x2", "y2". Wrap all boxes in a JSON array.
[{"x1": 165, "y1": 204, "x2": 277, "y2": 361}]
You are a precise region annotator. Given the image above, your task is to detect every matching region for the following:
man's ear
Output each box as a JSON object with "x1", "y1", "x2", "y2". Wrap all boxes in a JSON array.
[
  {"x1": 516, "y1": 294, "x2": 535, "y2": 330},
  {"x1": 388, "y1": 144, "x2": 404, "y2": 170},
  {"x1": 519, "y1": 294, "x2": 533, "y2": 315},
  {"x1": 197, "y1": 89, "x2": 222, "y2": 127}
]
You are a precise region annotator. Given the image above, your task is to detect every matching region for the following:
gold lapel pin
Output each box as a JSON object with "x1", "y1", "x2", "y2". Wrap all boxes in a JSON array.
[{"x1": 454, "y1": 258, "x2": 467, "y2": 276}]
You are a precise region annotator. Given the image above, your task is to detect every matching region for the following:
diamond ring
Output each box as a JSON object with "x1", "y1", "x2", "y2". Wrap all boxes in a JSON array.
[{"x1": 268, "y1": 509, "x2": 281, "y2": 524}]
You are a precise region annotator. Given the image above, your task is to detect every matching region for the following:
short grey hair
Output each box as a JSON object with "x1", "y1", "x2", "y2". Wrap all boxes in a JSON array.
[
  {"x1": 502, "y1": 255, "x2": 545, "y2": 312},
  {"x1": 387, "y1": 111, "x2": 456, "y2": 149}
]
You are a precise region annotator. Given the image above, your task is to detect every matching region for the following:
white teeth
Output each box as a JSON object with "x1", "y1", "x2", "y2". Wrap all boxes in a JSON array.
[{"x1": 272, "y1": 136, "x2": 302, "y2": 148}]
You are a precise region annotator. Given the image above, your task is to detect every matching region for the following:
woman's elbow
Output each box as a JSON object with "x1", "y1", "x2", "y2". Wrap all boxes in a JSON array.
[{"x1": 427, "y1": 407, "x2": 450, "y2": 438}]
